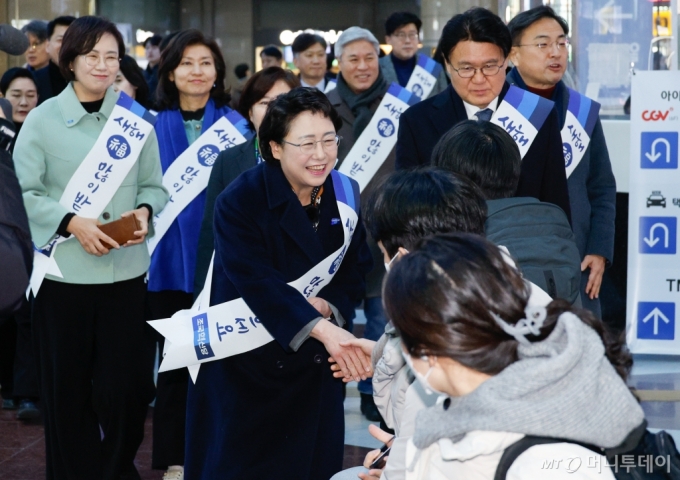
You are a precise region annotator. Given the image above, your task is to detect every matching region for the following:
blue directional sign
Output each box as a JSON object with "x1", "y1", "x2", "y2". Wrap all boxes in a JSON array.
[
  {"x1": 639, "y1": 216, "x2": 677, "y2": 254},
  {"x1": 641, "y1": 132, "x2": 678, "y2": 169},
  {"x1": 637, "y1": 302, "x2": 675, "y2": 340}
]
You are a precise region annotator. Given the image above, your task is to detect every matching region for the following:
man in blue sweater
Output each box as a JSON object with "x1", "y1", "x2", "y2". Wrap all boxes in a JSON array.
[
  {"x1": 379, "y1": 11, "x2": 448, "y2": 98},
  {"x1": 507, "y1": 6, "x2": 616, "y2": 317}
]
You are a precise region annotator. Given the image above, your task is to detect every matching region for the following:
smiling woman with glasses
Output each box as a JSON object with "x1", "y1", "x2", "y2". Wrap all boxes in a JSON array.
[{"x1": 185, "y1": 87, "x2": 373, "y2": 480}]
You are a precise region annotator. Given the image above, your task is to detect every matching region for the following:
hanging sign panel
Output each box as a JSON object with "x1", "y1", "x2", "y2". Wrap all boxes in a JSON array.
[{"x1": 627, "y1": 71, "x2": 680, "y2": 354}]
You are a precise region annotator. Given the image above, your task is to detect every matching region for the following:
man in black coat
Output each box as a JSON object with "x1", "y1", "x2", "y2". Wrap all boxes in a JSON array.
[
  {"x1": 33, "y1": 16, "x2": 75, "y2": 105},
  {"x1": 507, "y1": 6, "x2": 616, "y2": 317},
  {"x1": 396, "y1": 8, "x2": 571, "y2": 221}
]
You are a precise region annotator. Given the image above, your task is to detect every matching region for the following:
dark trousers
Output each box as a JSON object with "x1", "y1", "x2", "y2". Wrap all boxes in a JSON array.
[
  {"x1": 146, "y1": 290, "x2": 192, "y2": 469},
  {"x1": 0, "y1": 299, "x2": 38, "y2": 401},
  {"x1": 34, "y1": 277, "x2": 154, "y2": 480}
]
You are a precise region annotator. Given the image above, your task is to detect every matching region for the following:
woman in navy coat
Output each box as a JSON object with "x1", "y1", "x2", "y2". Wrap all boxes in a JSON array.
[{"x1": 185, "y1": 88, "x2": 373, "y2": 480}]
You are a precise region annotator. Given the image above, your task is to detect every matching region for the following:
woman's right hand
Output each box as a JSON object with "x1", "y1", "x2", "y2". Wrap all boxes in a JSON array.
[
  {"x1": 66, "y1": 215, "x2": 119, "y2": 256},
  {"x1": 359, "y1": 425, "x2": 395, "y2": 480}
]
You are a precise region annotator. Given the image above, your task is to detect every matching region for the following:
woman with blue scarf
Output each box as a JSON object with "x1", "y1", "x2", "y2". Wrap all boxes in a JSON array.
[{"x1": 147, "y1": 29, "x2": 232, "y2": 480}]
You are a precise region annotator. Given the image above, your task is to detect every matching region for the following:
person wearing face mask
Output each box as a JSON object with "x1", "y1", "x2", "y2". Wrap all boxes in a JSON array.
[
  {"x1": 396, "y1": 8, "x2": 571, "y2": 221},
  {"x1": 113, "y1": 55, "x2": 150, "y2": 109},
  {"x1": 193, "y1": 67, "x2": 299, "y2": 295},
  {"x1": 0, "y1": 68, "x2": 38, "y2": 151},
  {"x1": 147, "y1": 29, "x2": 237, "y2": 480},
  {"x1": 507, "y1": 6, "x2": 616, "y2": 319},
  {"x1": 185, "y1": 88, "x2": 373, "y2": 480},
  {"x1": 13, "y1": 16, "x2": 167, "y2": 479},
  {"x1": 385, "y1": 233, "x2": 644, "y2": 479}
]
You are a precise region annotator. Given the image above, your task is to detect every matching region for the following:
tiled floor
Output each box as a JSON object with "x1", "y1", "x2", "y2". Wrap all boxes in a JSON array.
[{"x1": 0, "y1": 384, "x2": 376, "y2": 480}]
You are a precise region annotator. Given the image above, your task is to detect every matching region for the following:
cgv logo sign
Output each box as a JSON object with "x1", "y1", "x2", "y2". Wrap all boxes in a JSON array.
[{"x1": 642, "y1": 109, "x2": 672, "y2": 121}]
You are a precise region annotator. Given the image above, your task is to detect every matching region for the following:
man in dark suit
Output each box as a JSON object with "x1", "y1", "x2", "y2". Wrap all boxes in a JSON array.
[
  {"x1": 507, "y1": 6, "x2": 616, "y2": 317},
  {"x1": 326, "y1": 26, "x2": 391, "y2": 422},
  {"x1": 292, "y1": 33, "x2": 335, "y2": 91},
  {"x1": 34, "y1": 16, "x2": 75, "y2": 105},
  {"x1": 396, "y1": 7, "x2": 571, "y2": 220}
]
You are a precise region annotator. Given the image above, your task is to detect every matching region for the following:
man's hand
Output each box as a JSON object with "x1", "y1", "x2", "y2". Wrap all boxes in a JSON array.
[
  {"x1": 581, "y1": 254, "x2": 606, "y2": 300},
  {"x1": 329, "y1": 338, "x2": 377, "y2": 381},
  {"x1": 358, "y1": 425, "x2": 395, "y2": 480},
  {"x1": 311, "y1": 320, "x2": 372, "y2": 382},
  {"x1": 66, "y1": 215, "x2": 118, "y2": 256},
  {"x1": 120, "y1": 207, "x2": 150, "y2": 246}
]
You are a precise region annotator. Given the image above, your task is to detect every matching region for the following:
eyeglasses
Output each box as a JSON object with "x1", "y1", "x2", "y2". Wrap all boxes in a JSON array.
[
  {"x1": 515, "y1": 40, "x2": 569, "y2": 51},
  {"x1": 450, "y1": 61, "x2": 505, "y2": 78},
  {"x1": 282, "y1": 135, "x2": 342, "y2": 155},
  {"x1": 81, "y1": 53, "x2": 120, "y2": 67},
  {"x1": 28, "y1": 40, "x2": 45, "y2": 50},
  {"x1": 392, "y1": 32, "x2": 419, "y2": 41}
]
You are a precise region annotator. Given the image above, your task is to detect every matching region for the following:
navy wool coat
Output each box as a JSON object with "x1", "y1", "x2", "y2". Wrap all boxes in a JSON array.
[
  {"x1": 396, "y1": 82, "x2": 572, "y2": 222},
  {"x1": 185, "y1": 162, "x2": 372, "y2": 480}
]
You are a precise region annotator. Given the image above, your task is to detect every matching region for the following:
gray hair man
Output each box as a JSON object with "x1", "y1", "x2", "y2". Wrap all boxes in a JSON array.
[{"x1": 328, "y1": 26, "x2": 391, "y2": 423}]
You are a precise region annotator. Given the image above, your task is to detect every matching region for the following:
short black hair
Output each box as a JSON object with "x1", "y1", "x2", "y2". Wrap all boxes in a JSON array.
[
  {"x1": 47, "y1": 15, "x2": 76, "y2": 39},
  {"x1": 234, "y1": 63, "x2": 250, "y2": 79},
  {"x1": 292, "y1": 33, "x2": 327, "y2": 55},
  {"x1": 59, "y1": 16, "x2": 125, "y2": 82},
  {"x1": 385, "y1": 11, "x2": 422, "y2": 36},
  {"x1": 143, "y1": 34, "x2": 163, "y2": 48},
  {"x1": 261, "y1": 45, "x2": 283, "y2": 60},
  {"x1": 21, "y1": 20, "x2": 48, "y2": 42},
  {"x1": 364, "y1": 167, "x2": 487, "y2": 258},
  {"x1": 437, "y1": 7, "x2": 511, "y2": 64},
  {"x1": 431, "y1": 120, "x2": 521, "y2": 200},
  {"x1": 258, "y1": 87, "x2": 342, "y2": 164},
  {"x1": 0, "y1": 67, "x2": 37, "y2": 97},
  {"x1": 507, "y1": 5, "x2": 569, "y2": 46},
  {"x1": 156, "y1": 29, "x2": 230, "y2": 111},
  {"x1": 118, "y1": 55, "x2": 150, "y2": 108}
]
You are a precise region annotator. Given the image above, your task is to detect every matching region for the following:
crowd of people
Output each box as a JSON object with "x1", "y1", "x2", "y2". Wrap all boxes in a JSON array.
[{"x1": 0, "y1": 5, "x2": 648, "y2": 480}]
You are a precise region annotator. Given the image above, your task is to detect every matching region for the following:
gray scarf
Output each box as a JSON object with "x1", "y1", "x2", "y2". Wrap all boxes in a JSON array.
[
  {"x1": 413, "y1": 312, "x2": 645, "y2": 450},
  {"x1": 335, "y1": 71, "x2": 388, "y2": 138}
]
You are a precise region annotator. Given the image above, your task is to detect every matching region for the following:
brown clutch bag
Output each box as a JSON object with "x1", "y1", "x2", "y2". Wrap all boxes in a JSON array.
[{"x1": 98, "y1": 215, "x2": 140, "y2": 249}]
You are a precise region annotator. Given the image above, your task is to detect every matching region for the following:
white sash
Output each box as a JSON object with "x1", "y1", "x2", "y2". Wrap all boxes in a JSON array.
[
  {"x1": 490, "y1": 85, "x2": 554, "y2": 159},
  {"x1": 148, "y1": 170, "x2": 359, "y2": 382},
  {"x1": 404, "y1": 54, "x2": 443, "y2": 99},
  {"x1": 337, "y1": 83, "x2": 419, "y2": 192},
  {"x1": 561, "y1": 89, "x2": 600, "y2": 178},
  {"x1": 147, "y1": 111, "x2": 252, "y2": 255},
  {"x1": 29, "y1": 92, "x2": 156, "y2": 296}
]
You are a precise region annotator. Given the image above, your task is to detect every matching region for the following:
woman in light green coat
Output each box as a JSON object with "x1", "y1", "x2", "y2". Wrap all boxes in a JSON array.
[{"x1": 13, "y1": 17, "x2": 167, "y2": 480}]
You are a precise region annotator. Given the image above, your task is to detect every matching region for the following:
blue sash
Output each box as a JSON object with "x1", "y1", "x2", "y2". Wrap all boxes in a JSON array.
[{"x1": 562, "y1": 88, "x2": 600, "y2": 177}]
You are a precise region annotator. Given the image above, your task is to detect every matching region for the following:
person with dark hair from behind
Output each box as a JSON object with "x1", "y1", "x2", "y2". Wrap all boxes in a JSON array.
[
  {"x1": 292, "y1": 33, "x2": 333, "y2": 91},
  {"x1": 383, "y1": 233, "x2": 643, "y2": 479},
  {"x1": 21, "y1": 20, "x2": 49, "y2": 71},
  {"x1": 113, "y1": 55, "x2": 150, "y2": 109},
  {"x1": 396, "y1": 7, "x2": 571, "y2": 220},
  {"x1": 185, "y1": 87, "x2": 372, "y2": 479},
  {"x1": 148, "y1": 29, "x2": 235, "y2": 480},
  {"x1": 33, "y1": 15, "x2": 75, "y2": 104},
  {"x1": 229, "y1": 62, "x2": 251, "y2": 109},
  {"x1": 13, "y1": 16, "x2": 167, "y2": 478},
  {"x1": 143, "y1": 34, "x2": 162, "y2": 105},
  {"x1": 432, "y1": 119, "x2": 582, "y2": 305},
  {"x1": 380, "y1": 11, "x2": 448, "y2": 98},
  {"x1": 507, "y1": 6, "x2": 616, "y2": 317},
  {"x1": 194, "y1": 67, "x2": 299, "y2": 295},
  {"x1": 260, "y1": 44, "x2": 283, "y2": 69}
]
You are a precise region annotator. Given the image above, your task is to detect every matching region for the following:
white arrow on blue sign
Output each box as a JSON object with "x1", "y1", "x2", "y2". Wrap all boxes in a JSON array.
[{"x1": 637, "y1": 302, "x2": 675, "y2": 340}]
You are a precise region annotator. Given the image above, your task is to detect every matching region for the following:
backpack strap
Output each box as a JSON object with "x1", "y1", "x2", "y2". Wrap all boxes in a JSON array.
[{"x1": 493, "y1": 436, "x2": 603, "y2": 480}]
